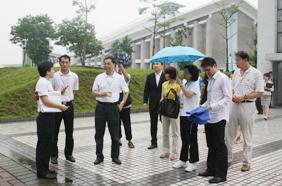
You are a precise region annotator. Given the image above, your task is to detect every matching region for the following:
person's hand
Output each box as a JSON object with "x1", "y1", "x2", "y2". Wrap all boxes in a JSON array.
[
  {"x1": 60, "y1": 104, "x2": 68, "y2": 111},
  {"x1": 232, "y1": 95, "x2": 244, "y2": 104},
  {"x1": 61, "y1": 85, "x2": 69, "y2": 95},
  {"x1": 176, "y1": 78, "x2": 182, "y2": 85},
  {"x1": 207, "y1": 105, "x2": 212, "y2": 111}
]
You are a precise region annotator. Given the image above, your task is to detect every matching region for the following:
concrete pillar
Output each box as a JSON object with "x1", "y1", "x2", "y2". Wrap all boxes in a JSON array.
[
  {"x1": 205, "y1": 18, "x2": 213, "y2": 56},
  {"x1": 131, "y1": 44, "x2": 137, "y2": 68},
  {"x1": 193, "y1": 21, "x2": 200, "y2": 50},
  {"x1": 140, "y1": 40, "x2": 145, "y2": 69},
  {"x1": 160, "y1": 37, "x2": 164, "y2": 50}
]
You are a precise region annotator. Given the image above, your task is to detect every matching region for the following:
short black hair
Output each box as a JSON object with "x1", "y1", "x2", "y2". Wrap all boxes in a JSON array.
[
  {"x1": 103, "y1": 56, "x2": 116, "y2": 64},
  {"x1": 164, "y1": 66, "x2": 177, "y2": 80},
  {"x1": 235, "y1": 51, "x2": 249, "y2": 61},
  {"x1": 184, "y1": 65, "x2": 199, "y2": 81},
  {"x1": 264, "y1": 73, "x2": 271, "y2": 78},
  {"x1": 200, "y1": 57, "x2": 217, "y2": 68},
  {"x1": 37, "y1": 62, "x2": 53, "y2": 77},
  {"x1": 59, "y1": 54, "x2": 71, "y2": 62}
]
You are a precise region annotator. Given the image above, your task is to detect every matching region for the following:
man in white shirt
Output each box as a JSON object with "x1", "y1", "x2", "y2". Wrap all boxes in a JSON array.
[
  {"x1": 35, "y1": 62, "x2": 68, "y2": 179},
  {"x1": 92, "y1": 56, "x2": 129, "y2": 165},
  {"x1": 226, "y1": 51, "x2": 264, "y2": 172},
  {"x1": 51, "y1": 55, "x2": 79, "y2": 164},
  {"x1": 198, "y1": 57, "x2": 232, "y2": 184}
]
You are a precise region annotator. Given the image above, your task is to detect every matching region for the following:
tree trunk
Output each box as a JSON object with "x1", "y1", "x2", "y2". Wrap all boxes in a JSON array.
[{"x1": 225, "y1": 25, "x2": 229, "y2": 72}]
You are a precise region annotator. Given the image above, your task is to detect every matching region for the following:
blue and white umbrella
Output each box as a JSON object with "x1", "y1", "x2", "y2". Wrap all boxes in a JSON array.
[
  {"x1": 149, "y1": 46, "x2": 205, "y2": 64},
  {"x1": 110, "y1": 49, "x2": 132, "y2": 65}
]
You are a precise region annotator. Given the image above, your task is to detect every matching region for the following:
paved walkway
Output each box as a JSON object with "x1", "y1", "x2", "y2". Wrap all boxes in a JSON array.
[{"x1": 0, "y1": 109, "x2": 282, "y2": 185}]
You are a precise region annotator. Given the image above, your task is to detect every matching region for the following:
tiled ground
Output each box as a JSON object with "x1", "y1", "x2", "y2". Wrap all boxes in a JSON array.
[{"x1": 0, "y1": 109, "x2": 282, "y2": 185}]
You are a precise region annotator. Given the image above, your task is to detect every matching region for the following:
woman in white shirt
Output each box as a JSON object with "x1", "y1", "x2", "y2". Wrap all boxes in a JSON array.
[
  {"x1": 262, "y1": 73, "x2": 274, "y2": 120},
  {"x1": 173, "y1": 65, "x2": 200, "y2": 172}
]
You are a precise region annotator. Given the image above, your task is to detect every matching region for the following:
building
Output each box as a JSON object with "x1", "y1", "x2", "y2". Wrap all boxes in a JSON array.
[
  {"x1": 258, "y1": 0, "x2": 282, "y2": 106},
  {"x1": 98, "y1": 0, "x2": 257, "y2": 71}
]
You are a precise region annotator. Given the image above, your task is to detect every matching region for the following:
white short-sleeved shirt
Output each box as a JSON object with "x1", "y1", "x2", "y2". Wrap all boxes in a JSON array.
[
  {"x1": 52, "y1": 71, "x2": 79, "y2": 102},
  {"x1": 35, "y1": 77, "x2": 55, "y2": 112},
  {"x1": 180, "y1": 80, "x2": 200, "y2": 116},
  {"x1": 264, "y1": 80, "x2": 274, "y2": 96},
  {"x1": 92, "y1": 72, "x2": 129, "y2": 103},
  {"x1": 232, "y1": 67, "x2": 264, "y2": 101}
]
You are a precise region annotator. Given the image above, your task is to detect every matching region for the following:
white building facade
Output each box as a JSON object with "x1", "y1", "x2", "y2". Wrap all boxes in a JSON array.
[
  {"x1": 258, "y1": 0, "x2": 282, "y2": 106},
  {"x1": 99, "y1": 0, "x2": 257, "y2": 71}
]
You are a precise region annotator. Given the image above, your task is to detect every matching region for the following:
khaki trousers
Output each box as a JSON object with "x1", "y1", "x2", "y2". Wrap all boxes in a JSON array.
[
  {"x1": 226, "y1": 102, "x2": 256, "y2": 164},
  {"x1": 162, "y1": 116, "x2": 179, "y2": 154}
]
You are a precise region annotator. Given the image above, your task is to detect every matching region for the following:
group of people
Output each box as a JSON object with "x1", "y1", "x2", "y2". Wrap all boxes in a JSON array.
[
  {"x1": 143, "y1": 51, "x2": 264, "y2": 184},
  {"x1": 34, "y1": 51, "x2": 265, "y2": 184}
]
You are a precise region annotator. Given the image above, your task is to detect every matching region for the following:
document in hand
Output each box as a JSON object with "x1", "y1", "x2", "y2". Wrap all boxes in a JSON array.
[
  {"x1": 41, "y1": 91, "x2": 62, "y2": 113},
  {"x1": 187, "y1": 107, "x2": 209, "y2": 125}
]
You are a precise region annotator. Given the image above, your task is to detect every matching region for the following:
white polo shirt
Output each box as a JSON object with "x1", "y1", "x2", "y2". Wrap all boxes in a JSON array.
[
  {"x1": 232, "y1": 66, "x2": 264, "y2": 101},
  {"x1": 92, "y1": 72, "x2": 129, "y2": 103},
  {"x1": 180, "y1": 80, "x2": 200, "y2": 116},
  {"x1": 52, "y1": 70, "x2": 79, "y2": 102},
  {"x1": 202, "y1": 71, "x2": 232, "y2": 123},
  {"x1": 35, "y1": 77, "x2": 55, "y2": 112}
]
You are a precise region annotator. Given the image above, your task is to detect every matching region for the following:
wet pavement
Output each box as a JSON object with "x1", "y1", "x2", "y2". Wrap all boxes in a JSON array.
[{"x1": 0, "y1": 110, "x2": 282, "y2": 185}]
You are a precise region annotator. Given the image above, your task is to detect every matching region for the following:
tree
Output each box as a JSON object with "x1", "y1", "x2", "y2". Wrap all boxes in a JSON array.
[
  {"x1": 215, "y1": 0, "x2": 241, "y2": 72},
  {"x1": 10, "y1": 15, "x2": 56, "y2": 66},
  {"x1": 56, "y1": 17, "x2": 102, "y2": 66},
  {"x1": 170, "y1": 25, "x2": 192, "y2": 46},
  {"x1": 139, "y1": 0, "x2": 184, "y2": 55},
  {"x1": 111, "y1": 36, "x2": 134, "y2": 55}
]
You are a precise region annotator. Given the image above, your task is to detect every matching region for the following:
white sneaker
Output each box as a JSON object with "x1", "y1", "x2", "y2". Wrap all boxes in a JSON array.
[
  {"x1": 173, "y1": 161, "x2": 187, "y2": 168},
  {"x1": 185, "y1": 162, "x2": 197, "y2": 172}
]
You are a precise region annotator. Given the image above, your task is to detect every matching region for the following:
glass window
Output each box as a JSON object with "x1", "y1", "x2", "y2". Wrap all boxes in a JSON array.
[
  {"x1": 278, "y1": 10, "x2": 282, "y2": 21},
  {"x1": 277, "y1": 33, "x2": 282, "y2": 52},
  {"x1": 278, "y1": 0, "x2": 282, "y2": 9},
  {"x1": 278, "y1": 22, "x2": 282, "y2": 32}
]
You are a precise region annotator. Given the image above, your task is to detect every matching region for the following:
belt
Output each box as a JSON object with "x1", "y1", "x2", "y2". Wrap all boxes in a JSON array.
[
  {"x1": 241, "y1": 100, "x2": 254, "y2": 103},
  {"x1": 97, "y1": 101, "x2": 118, "y2": 105},
  {"x1": 62, "y1": 101, "x2": 73, "y2": 105}
]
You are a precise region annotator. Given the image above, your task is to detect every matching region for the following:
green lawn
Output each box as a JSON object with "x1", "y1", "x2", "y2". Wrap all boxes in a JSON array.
[{"x1": 0, "y1": 67, "x2": 152, "y2": 119}]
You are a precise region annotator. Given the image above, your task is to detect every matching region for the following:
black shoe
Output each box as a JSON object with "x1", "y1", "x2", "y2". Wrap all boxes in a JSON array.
[
  {"x1": 66, "y1": 155, "x2": 76, "y2": 163},
  {"x1": 48, "y1": 170, "x2": 57, "y2": 174},
  {"x1": 209, "y1": 177, "x2": 226, "y2": 184},
  {"x1": 94, "y1": 158, "x2": 103, "y2": 165},
  {"x1": 257, "y1": 112, "x2": 263, "y2": 115},
  {"x1": 128, "y1": 141, "x2": 135, "y2": 149},
  {"x1": 198, "y1": 170, "x2": 214, "y2": 177},
  {"x1": 51, "y1": 157, "x2": 58, "y2": 164},
  {"x1": 119, "y1": 141, "x2": 122, "y2": 146},
  {"x1": 112, "y1": 158, "x2": 122, "y2": 165},
  {"x1": 147, "y1": 144, "x2": 157, "y2": 150},
  {"x1": 37, "y1": 172, "x2": 57, "y2": 179}
]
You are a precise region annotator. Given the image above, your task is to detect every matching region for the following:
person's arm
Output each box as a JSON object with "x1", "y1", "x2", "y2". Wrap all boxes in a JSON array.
[
  {"x1": 41, "y1": 96, "x2": 68, "y2": 111},
  {"x1": 180, "y1": 83, "x2": 196, "y2": 98},
  {"x1": 91, "y1": 77, "x2": 108, "y2": 97},
  {"x1": 209, "y1": 77, "x2": 232, "y2": 111},
  {"x1": 118, "y1": 64, "x2": 130, "y2": 82},
  {"x1": 143, "y1": 75, "x2": 150, "y2": 104},
  {"x1": 118, "y1": 76, "x2": 129, "y2": 110}
]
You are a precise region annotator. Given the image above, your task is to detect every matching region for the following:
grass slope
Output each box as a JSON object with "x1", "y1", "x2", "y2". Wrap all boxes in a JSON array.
[{"x1": 0, "y1": 67, "x2": 152, "y2": 119}]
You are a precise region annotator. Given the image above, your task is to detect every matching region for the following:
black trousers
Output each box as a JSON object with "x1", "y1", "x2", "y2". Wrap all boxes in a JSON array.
[
  {"x1": 119, "y1": 108, "x2": 132, "y2": 141},
  {"x1": 36, "y1": 113, "x2": 57, "y2": 175},
  {"x1": 256, "y1": 97, "x2": 263, "y2": 114},
  {"x1": 51, "y1": 102, "x2": 74, "y2": 158},
  {"x1": 149, "y1": 109, "x2": 159, "y2": 145},
  {"x1": 205, "y1": 120, "x2": 228, "y2": 178},
  {"x1": 179, "y1": 117, "x2": 199, "y2": 163},
  {"x1": 95, "y1": 102, "x2": 120, "y2": 160}
]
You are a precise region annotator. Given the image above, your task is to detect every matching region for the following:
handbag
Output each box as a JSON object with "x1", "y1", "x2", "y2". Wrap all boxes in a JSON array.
[{"x1": 158, "y1": 88, "x2": 180, "y2": 119}]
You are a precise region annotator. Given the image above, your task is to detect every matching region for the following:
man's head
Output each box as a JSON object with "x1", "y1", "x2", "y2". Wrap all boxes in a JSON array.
[
  {"x1": 59, "y1": 55, "x2": 71, "y2": 73},
  {"x1": 200, "y1": 57, "x2": 218, "y2": 78},
  {"x1": 263, "y1": 73, "x2": 271, "y2": 81},
  {"x1": 37, "y1": 62, "x2": 55, "y2": 79},
  {"x1": 103, "y1": 56, "x2": 116, "y2": 74},
  {"x1": 152, "y1": 62, "x2": 163, "y2": 73},
  {"x1": 235, "y1": 51, "x2": 250, "y2": 69}
]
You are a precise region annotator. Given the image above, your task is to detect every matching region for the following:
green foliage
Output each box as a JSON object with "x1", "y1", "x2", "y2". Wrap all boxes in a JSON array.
[
  {"x1": 111, "y1": 36, "x2": 134, "y2": 55},
  {"x1": 10, "y1": 15, "x2": 56, "y2": 65},
  {"x1": 0, "y1": 67, "x2": 152, "y2": 119},
  {"x1": 56, "y1": 17, "x2": 103, "y2": 66}
]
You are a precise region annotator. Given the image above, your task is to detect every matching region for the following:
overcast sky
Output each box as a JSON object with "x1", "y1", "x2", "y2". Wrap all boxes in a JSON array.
[{"x1": 0, "y1": 0, "x2": 257, "y2": 66}]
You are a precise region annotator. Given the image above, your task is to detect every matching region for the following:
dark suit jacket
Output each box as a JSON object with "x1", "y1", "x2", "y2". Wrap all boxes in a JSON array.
[{"x1": 143, "y1": 72, "x2": 166, "y2": 111}]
